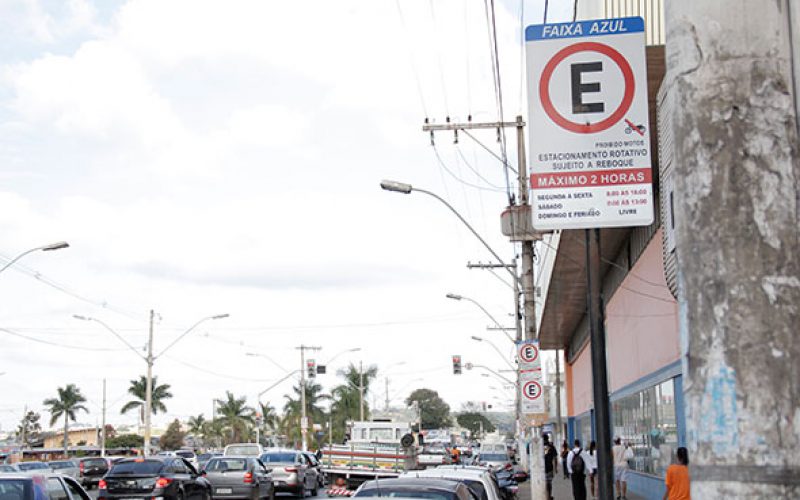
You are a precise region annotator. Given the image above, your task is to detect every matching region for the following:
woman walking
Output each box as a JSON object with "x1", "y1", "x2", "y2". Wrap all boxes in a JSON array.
[
  {"x1": 561, "y1": 440, "x2": 571, "y2": 479},
  {"x1": 587, "y1": 441, "x2": 598, "y2": 498}
]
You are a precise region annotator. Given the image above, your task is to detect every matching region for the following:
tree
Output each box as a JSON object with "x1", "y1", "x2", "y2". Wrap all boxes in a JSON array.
[
  {"x1": 106, "y1": 433, "x2": 143, "y2": 449},
  {"x1": 256, "y1": 402, "x2": 279, "y2": 444},
  {"x1": 329, "y1": 363, "x2": 377, "y2": 442},
  {"x1": 456, "y1": 412, "x2": 495, "y2": 438},
  {"x1": 405, "y1": 388, "x2": 451, "y2": 429},
  {"x1": 17, "y1": 411, "x2": 42, "y2": 448},
  {"x1": 159, "y1": 419, "x2": 186, "y2": 450},
  {"x1": 120, "y1": 376, "x2": 173, "y2": 421},
  {"x1": 43, "y1": 384, "x2": 89, "y2": 453},
  {"x1": 215, "y1": 392, "x2": 254, "y2": 444},
  {"x1": 282, "y1": 382, "x2": 329, "y2": 447}
]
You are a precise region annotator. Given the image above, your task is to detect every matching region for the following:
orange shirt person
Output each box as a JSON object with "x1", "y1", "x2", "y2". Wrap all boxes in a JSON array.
[{"x1": 663, "y1": 447, "x2": 691, "y2": 500}]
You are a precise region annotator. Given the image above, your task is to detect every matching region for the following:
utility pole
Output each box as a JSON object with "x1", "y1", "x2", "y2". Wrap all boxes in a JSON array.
[
  {"x1": 21, "y1": 404, "x2": 27, "y2": 449},
  {"x1": 385, "y1": 377, "x2": 389, "y2": 411},
  {"x1": 144, "y1": 309, "x2": 155, "y2": 456},
  {"x1": 101, "y1": 379, "x2": 106, "y2": 457},
  {"x1": 296, "y1": 345, "x2": 321, "y2": 452},
  {"x1": 359, "y1": 361, "x2": 365, "y2": 421},
  {"x1": 554, "y1": 350, "x2": 562, "y2": 447},
  {"x1": 666, "y1": 3, "x2": 800, "y2": 497}
]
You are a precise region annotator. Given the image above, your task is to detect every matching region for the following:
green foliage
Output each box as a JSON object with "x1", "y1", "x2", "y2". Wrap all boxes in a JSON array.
[
  {"x1": 17, "y1": 411, "x2": 42, "y2": 447},
  {"x1": 405, "y1": 388, "x2": 451, "y2": 429},
  {"x1": 215, "y1": 392, "x2": 255, "y2": 444},
  {"x1": 282, "y1": 382, "x2": 329, "y2": 448},
  {"x1": 328, "y1": 363, "x2": 377, "y2": 442},
  {"x1": 43, "y1": 384, "x2": 89, "y2": 452},
  {"x1": 159, "y1": 419, "x2": 186, "y2": 450},
  {"x1": 106, "y1": 434, "x2": 143, "y2": 449},
  {"x1": 121, "y1": 376, "x2": 173, "y2": 417},
  {"x1": 456, "y1": 412, "x2": 495, "y2": 437}
]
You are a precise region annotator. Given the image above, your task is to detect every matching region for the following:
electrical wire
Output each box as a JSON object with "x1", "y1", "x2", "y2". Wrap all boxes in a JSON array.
[
  {"x1": 455, "y1": 147, "x2": 505, "y2": 190},
  {"x1": 162, "y1": 355, "x2": 278, "y2": 383},
  {"x1": 0, "y1": 327, "x2": 131, "y2": 352},
  {"x1": 428, "y1": 0, "x2": 450, "y2": 115},
  {"x1": 432, "y1": 145, "x2": 506, "y2": 192},
  {"x1": 393, "y1": 0, "x2": 429, "y2": 116},
  {"x1": 461, "y1": 129, "x2": 518, "y2": 175}
]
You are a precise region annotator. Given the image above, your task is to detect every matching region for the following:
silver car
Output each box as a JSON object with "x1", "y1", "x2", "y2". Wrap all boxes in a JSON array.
[
  {"x1": 47, "y1": 461, "x2": 80, "y2": 479},
  {"x1": 203, "y1": 456, "x2": 274, "y2": 500},
  {"x1": 259, "y1": 451, "x2": 317, "y2": 498},
  {"x1": 13, "y1": 462, "x2": 51, "y2": 474}
]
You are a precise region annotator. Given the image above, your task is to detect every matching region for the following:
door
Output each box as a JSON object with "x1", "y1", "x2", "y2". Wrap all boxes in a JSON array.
[{"x1": 172, "y1": 458, "x2": 201, "y2": 500}]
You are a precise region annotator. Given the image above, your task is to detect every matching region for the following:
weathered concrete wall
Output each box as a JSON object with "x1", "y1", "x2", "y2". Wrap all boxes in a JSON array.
[{"x1": 666, "y1": 1, "x2": 800, "y2": 497}]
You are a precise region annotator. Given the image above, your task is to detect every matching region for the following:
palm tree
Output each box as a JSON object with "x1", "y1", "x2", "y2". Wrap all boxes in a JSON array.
[
  {"x1": 283, "y1": 382, "x2": 329, "y2": 447},
  {"x1": 187, "y1": 414, "x2": 207, "y2": 445},
  {"x1": 43, "y1": 384, "x2": 89, "y2": 453},
  {"x1": 329, "y1": 363, "x2": 377, "y2": 442},
  {"x1": 120, "y1": 376, "x2": 173, "y2": 424},
  {"x1": 215, "y1": 392, "x2": 255, "y2": 444},
  {"x1": 257, "y1": 402, "x2": 279, "y2": 444}
]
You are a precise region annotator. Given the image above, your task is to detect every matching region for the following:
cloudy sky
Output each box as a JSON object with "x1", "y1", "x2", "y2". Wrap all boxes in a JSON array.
[{"x1": 0, "y1": 0, "x2": 572, "y2": 433}]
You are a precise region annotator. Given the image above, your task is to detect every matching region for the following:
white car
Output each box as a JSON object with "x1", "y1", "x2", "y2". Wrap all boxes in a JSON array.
[
  {"x1": 402, "y1": 466, "x2": 502, "y2": 500},
  {"x1": 155, "y1": 450, "x2": 200, "y2": 470}
]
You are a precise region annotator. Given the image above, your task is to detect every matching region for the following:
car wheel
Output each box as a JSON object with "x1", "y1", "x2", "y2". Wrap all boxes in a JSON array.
[{"x1": 297, "y1": 484, "x2": 306, "y2": 499}]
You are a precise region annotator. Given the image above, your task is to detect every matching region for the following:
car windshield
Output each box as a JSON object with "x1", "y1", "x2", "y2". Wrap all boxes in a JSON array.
[
  {"x1": 17, "y1": 463, "x2": 48, "y2": 471},
  {"x1": 82, "y1": 459, "x2": 107, "y2": 467},
  {"x1": 225, "y1": 446, "x2": 259, "y2": 456},
  {"x1": 355, "y1": 489, "x2": 454, "y2": 500},
  {"x1": 259, "y1": 453, "x2": 295, "y2": 464},
  {"x1": 175, "y1": 452, "x2": 195, "y2": 459},
  {"x1": 460, "y1": 480, "x2": 486, "y2": 500},
  {"x1": 0, "y1": 466, "x2": 15, "y2": 472},
  {"x1": 205, "y1": 459, "x2": 247, "y2": 472},
  {"x1": 49, "y1": 462, "x2": 75, "y2": 469},
  {"x1": 480, "y1": 454, "x2": 507, "y2": 461},
  {"x1": 110, "y1": 460, "x2": 164, "y2": 475},
  {"x1": 0, "y1": 479, "x2": 30, "y2": 500}
]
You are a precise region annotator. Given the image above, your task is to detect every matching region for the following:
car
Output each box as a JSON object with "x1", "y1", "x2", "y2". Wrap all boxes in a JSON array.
[
  {"x1": 202, "y1": 456, "x2": 274, "y2": 500},
  {"x1": 224, "y1": 444, "x2": 264, "y2": 457},
  {"x1": 0, "y1": 465, "x2": 16, "y2": 473},
  {"x1": 300, "y1": 453, "x2": 324, "y2": 491},
  {"x1": 157, "y1": 451, "x2": 200, "y2": 471},
  {"x1": 353, "y1": 478, "x2": 475, "y2": 500},
  {"x1": 98, "y1": 456, "x2": 211, "y2": 500},
  {"x1": 258, "y1": 451, "x2": 317, "y2": 498},
  {"x1": 13, "y1": 463, "x2": 50, "y2": 474},
  {"x1": 401, "y1": 467, "x2": 502, "y2": 500},
  {"x1": 472, "y1": 451, "x2": 511, "y2": 471},
  {"x1": 417, "y1": 447, "x2": 452, "y2": 468},
  {"x1": 197, "y1": 453, "x2": 222, "y2": 470},
  {"x1": 0, "y1": 473, "x2": 92, "y2": 500},
  {"x1": 46, "y1": 462, "x2": 80, "y2": 480},
  {"x1": 76, "y1": 457, "x2": 109, "y2": 489}
]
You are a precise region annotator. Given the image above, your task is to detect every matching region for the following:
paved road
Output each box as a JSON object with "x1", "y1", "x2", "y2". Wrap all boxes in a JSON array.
[{"x1": 87, "y1": 489, "x2": 335, "y2": 499}]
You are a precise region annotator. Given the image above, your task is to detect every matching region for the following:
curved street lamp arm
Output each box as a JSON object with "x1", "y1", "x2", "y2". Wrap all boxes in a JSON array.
[
  {"x1": 465, "y1": 298, "x2": 515, "y2": 344},
  {"x1": 76, "y1": 316, "x2": 147, "y2": 362},
  {"x1": 413, "y1": 187, "x2": 521, "y2": 286},
  {"x1": 476, "y1": 337, "x2": 517, "y2": 371},
  {"x1": 258, "y1": 370, "x2": 301, "y2": 399},
  {"x1": 471, "y1": 364, "x2": 516, "y2": 385},
  {"x1": 155, "y1": 314, "x2": 227, "y2": 360}
]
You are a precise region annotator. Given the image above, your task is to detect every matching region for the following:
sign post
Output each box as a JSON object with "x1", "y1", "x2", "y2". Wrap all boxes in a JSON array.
[{"x1": 525, "y1": 16, "x2": 652, "y2": 500}]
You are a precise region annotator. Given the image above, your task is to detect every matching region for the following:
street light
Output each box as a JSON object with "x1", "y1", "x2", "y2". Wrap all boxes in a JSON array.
[
  {"x1": 446, "y1": 293, "x2": 515, "y2": 344},
  {"x1": 380, "y1": 180, "x2": 519, "y2": 285},
  {"x1": 0, "y1": 242, "x2": 69, "y2": 276},
  {"x1": 75, "y1": 312, "x2": 229, "y2": 455},
  {"x1": 323, "y1": 347, "x2": 361, "y2": 366},
  {"x1": 471, "y1": 335, "x2": 516, "y2": 371}
]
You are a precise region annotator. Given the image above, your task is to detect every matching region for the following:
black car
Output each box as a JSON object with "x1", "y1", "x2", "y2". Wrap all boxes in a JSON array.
[
  {"x1": 0, "y1": 473, "x2": 92, "y2": 500},
  {"x1": 354, "y1": 478, "x2": 476, "y2": 500},
  {"x1": 77, "y1": 457, "x2": 109, "y2": 489},
  {"x1": 98, "y1": 457, "x2": 211, "y2": 500}
]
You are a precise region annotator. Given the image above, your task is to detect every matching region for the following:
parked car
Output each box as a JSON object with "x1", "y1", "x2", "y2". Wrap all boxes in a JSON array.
[
  {"x1": 0, "y1": 465, "x2": 16, "y2": 473},
  {"x1": 98, "y1": 457, "x2": 211, "y2": 500},
  {"x1": 401, "y1": 467, "x2": 502, "y2": 500},
  {"x1": 0, "y1": 473, "x2": 92, "y2": 500},
  {"x1": 258, "y1": 451, "x2": 317, "y2": 498},
  {"x1": 300, "y1": 453, "x2": 324, "y2": 490},
  {"x1": 472, "y1": 452, "x2": 511, "y2": 471},
  {"x1": 46, "y1": 461, "x2": 80, "y2": 479},
  {"x1": 197, "y1": 453, "x2": 222, "y2": 470},
  {"x1": 13, "y1": 463, "x2": 50, "y2": 474},
  {"x1": 353, "y1": 478, "x2": 475, "y2": 500},
  {"x1": 77, "y1": 457, "x2": 109, "y2": 489},
  {"x1": 157, "y1": 451, "x2": 200, "y2": 471},
  {"x1": 417, "y1": 447, "x2": 452, "y2": 468},
  {"x1": 202, "y1": 456, "x2": 274, "y2": 500},
  {"x1": 224, "y1": 444, "x2": 264, "y2": 457}
]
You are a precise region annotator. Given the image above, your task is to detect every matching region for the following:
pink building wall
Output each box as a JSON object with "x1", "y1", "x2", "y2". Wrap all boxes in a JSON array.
[{"x1": 570, "y1": 230, "x2": 679, "y2": 416}]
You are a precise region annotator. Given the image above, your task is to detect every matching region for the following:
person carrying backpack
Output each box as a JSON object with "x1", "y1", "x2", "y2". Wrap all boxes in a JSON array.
[{"x1": 567, "y1": 439, "x2": 588, "y2": 500}]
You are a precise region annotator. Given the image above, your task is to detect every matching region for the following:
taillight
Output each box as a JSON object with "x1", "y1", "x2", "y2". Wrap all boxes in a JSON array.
[
  {"x1": 98, "y1": 480, "x2": 107, "y2": 490},
  {"x1": 243, "y1": 472, "x2": 253, "y2": 484},
  {"x1": 155, "y1": 477, "x2": 173, "y2": 488},
  {"x1": 79, "y1": 462, "x2": 85, "y2": 472},
  {"x1": 285, "y1": 467, "x2": 298, "y2": 473}
]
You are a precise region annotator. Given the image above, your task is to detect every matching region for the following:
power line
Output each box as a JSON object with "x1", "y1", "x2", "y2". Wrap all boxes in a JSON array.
[
  {"x1": 432, "y1": 145, "x2": 505, "y2": 192},
  {"x1": 0, "y1": 327, "x2": 131, "y2": 352}
]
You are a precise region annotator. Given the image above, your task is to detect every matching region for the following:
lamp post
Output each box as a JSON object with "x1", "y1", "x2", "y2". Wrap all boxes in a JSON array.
[
  {"x1": 446, "y1": 293, "x2": 515, "y2": 344},
  {"x1": 75, "y1": 312, "x2": 229, "y2": 455},
  {"x1": 0, "y1": 242, "x2": 69, "y2": 276},
  {"x1": 470, "y1": 336, "x2": 516, "y2": 371}
]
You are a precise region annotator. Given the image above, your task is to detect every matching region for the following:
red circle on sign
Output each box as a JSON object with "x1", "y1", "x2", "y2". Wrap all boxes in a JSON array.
[
  {"x1": 539, "y1": 41, "x2": 635, "y2": 134},
  {"x1": 522, "y1": 380, "x2": 542, "y2": 400},
  {"x1": 519, "y1": 344, "x2": 539, "y2": 363}
]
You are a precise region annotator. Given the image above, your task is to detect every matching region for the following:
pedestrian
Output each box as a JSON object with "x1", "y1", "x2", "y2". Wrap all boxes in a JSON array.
[
  {"x1": 587, "y1": 441, "x2": 598, "y2": 498},
  {"x1": 662, "y1": 447, "x2": 690, "y2": 500},
  {"x1": 561, "y1": 440, "x2": 570, "y2": 479},
  {"x1": 543, "y1": 435, "x2": 558, "y2": 500},
  {"x1": 612, "y1": 437, "x2": 630, "y2": 499},
  {"x1": 566, "y1": 439, "x2": 587, "y2": 500}
]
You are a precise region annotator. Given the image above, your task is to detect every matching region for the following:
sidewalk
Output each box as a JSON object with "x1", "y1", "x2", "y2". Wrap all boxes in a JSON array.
[{"x1": 520, "y1": 474, "x2": 647, "y2": 500}]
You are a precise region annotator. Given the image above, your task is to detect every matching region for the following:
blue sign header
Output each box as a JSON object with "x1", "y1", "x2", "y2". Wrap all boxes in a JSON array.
[{"x1": 526, "y1": 17, "x2": 644, "y2": 41}]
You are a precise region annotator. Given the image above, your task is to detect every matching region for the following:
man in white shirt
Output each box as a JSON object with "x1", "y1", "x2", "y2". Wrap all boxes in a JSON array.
[
  {"x1": 566, "y1": 439, "x2": 587, "y2": 500},
  {"x1": 612, "y1": 437, "x2": 629, "y2": 499}
]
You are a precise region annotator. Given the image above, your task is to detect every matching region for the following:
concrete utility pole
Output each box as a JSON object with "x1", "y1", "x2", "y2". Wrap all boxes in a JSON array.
[
  {"x1": 296, "y1": 345, "x2": 321, "y2": 451},
  {"x1": 359, "y1": 361, "x2": 365, "y2": 421},
  {"x1": 666, "y1": 2, "x2": 800, "y2": 497},
  {"x1": 144, "y1": 310, "x2": 155, "y2": 456},
  {"x1": 101, "y1": 379, "x2": 106, "y2": 457}
]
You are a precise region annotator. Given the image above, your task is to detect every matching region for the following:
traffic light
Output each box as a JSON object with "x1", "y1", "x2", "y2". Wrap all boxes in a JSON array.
[
  {"x1": 452, "y1": 355, "x2": 462, "y2": 375},
  {"x1": 307, "y1": 359, "x2": 317, "y2": 378}
]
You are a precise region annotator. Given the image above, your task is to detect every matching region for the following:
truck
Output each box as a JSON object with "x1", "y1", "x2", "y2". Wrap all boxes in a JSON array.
[{"x1": 320, "y1": 420, "x2": 418, "y2": 495}]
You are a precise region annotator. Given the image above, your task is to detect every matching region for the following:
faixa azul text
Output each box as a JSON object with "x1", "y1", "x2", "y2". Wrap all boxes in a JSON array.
[{"x1": 541, "y1": 20, "x2": 628, "y2": 38}]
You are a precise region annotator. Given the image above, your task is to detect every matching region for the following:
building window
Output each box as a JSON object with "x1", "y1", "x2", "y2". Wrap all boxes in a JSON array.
[
  {"x1": 611, "y1": 378, "x2": 677, "y2": 477},
  {"x1": 576, "y1": 414, "x2": 592, "y2": 446}
]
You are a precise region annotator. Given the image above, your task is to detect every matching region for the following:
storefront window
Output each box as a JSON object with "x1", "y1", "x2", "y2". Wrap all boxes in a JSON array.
[{"x1": 611, "y1": 378, "x2": 678, "y2": 477}]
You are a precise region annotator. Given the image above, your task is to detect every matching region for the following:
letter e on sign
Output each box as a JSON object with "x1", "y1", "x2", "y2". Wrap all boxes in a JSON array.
[{"x1": 523, "y1": 380, "x2": 542, "y2": 400}]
